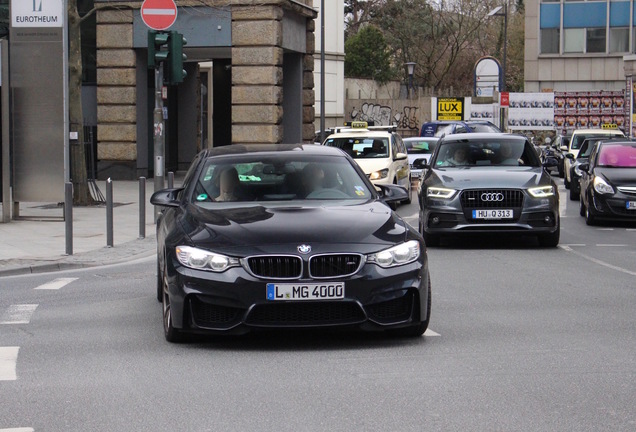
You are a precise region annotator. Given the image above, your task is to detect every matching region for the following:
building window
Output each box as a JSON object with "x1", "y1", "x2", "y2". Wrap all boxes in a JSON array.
[
  {"x1": 541, "y1": 28, "x2": 560, "y2": 54},
  {"x1": 586, "y1": 28, "x2": 606, "y2": 53},
  {"x1": 610, "y1": 27, "x2": 629, "y2": 53},
  {"x1": 564, "y1": 28, "x2": 585, "y2": 53}
]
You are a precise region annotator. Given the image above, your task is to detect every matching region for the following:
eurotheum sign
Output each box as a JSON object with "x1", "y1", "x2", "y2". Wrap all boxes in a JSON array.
[
  {"x1": 437, "y1": 97, "x2": 464, "y2": 121},
  {"x1": 11, "y1": 0, "x2": 63, "y2": 28}
]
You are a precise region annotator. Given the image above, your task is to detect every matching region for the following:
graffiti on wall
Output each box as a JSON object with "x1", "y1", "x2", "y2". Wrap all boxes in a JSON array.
[{"x1": 350, "y1": 103, "x2": 420, "y2": 130}]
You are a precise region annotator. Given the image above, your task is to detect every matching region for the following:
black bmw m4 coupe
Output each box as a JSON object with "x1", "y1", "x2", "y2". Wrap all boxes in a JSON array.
[{"x1": 151, "y1": 144, "x2": 431, "y2": 342}]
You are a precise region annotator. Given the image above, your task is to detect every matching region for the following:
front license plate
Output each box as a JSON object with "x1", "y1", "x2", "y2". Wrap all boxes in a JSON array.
[
  {"x1": 266, "y1": 283, "x2": 345, "y2": 301},
  {"x1": 627, "y1": 201, "x2": 636, "y2": 210},
  {"x1": 472, "y1": 209, "x2": 513, "y2": 219}
]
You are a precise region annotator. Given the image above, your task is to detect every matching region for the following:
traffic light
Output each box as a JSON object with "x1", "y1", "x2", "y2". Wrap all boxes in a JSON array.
[
  {"x1": 167, "y1": 31, "x2": 187, "y2": 84},
  {"x1": 148, "y1": 30, "x2": 170, "y2": 69}
]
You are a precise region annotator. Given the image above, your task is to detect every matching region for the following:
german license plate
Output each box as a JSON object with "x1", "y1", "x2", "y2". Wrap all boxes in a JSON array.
[
  {"x1": 472, "y1": 209, "x2": 513, "y2": 219},
  {"x1": 627, "y1": 201, "x2": 636, "y2": 210},
  {"x1": 266, "y1": 283, "x2": 345, "y2": 301}
]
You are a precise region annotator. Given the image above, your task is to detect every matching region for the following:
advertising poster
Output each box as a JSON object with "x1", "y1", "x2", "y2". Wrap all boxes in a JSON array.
[
  {"x1": 437, "y1": 97, "x2": 464, "y2": 121},
  {"x1": 507, "y1": 93, "x2": 555, "y2": 130},
  {"x1": 470, "y1": 104, "x2": 495, "y2": 120},
  {"x1": 554, "y1": 90, "x2": 626, "y2": 133}
]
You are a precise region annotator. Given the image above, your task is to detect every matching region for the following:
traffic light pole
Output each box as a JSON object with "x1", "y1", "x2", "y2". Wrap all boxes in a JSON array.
[{"x1": 153, "y1": 65, "x2": 165, "y2": 222}]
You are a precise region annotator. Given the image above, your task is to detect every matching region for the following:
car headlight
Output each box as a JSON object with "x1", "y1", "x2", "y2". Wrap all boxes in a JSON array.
[
  {"x1": 528, "y1": 185, "x2": 555, "y2": 198},
  {"x1": 368, "y1": 240, "x2": 420, "y2": 268},
  {"x1": 175, "y1": 246, "x2": 239, "y2": 272},
  {"x1": 369, "y1": 168, "x2": 389, "y2": 180},
  {"x1": 427, "y1": 187, "x2": 457, "y2": 199},
  {"x1": 593, "y1": 176, "x2": 615, "y2": 194}
]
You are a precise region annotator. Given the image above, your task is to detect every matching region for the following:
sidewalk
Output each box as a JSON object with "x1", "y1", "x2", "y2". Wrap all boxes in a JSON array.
[{"x1": 0, "y1": 179, "x2": 164, "y2": 277}]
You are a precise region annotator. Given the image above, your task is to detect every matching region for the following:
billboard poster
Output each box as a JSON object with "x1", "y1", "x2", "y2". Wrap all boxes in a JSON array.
[
  {"x1": 507, "y1": 93, "x2": 555, "y2": 130},
  {"x1": 554, "y1": 90, "x2": 626, "y2": 133},
  {"x1": 470, "y1": 104, "x2": 495, "y2": 120},
  {"x1": 437, "y1": 97, "x2": 464, "y2": 121}
]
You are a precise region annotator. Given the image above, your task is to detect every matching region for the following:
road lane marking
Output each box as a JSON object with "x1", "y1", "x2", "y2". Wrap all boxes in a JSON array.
[
  {"x1": 597, "y1": 244, "x2": 628, "y2": 247},
  {"x1": 597, "y1": 228, "x2": 614, "y2": 231},
  {"x1": 424, "y1": 329, "x2": 440, "y2": 337},
  {"x1": 0, "y1": 428, "x2": 35, "y2": 432},
  {"x1": 562, "y1": 244, "x2": 586, "y2": 247},
  {"x1": 0, "y1": 305, "x2": 38, "y2": 325},
  {"x1": 559, "y1": 245, "x2": 636, "y2": 277},
  {"x1": 34, "y1": 277, "x2": 78, "y2": 290},
  {"x1": 0, "y1": 347, "x2": 19, "y2": 381}
]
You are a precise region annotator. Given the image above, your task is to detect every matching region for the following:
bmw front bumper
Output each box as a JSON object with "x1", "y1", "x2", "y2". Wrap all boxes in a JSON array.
[{"x1": 164, "y1": 256, "x2": 430, "y2": 336}]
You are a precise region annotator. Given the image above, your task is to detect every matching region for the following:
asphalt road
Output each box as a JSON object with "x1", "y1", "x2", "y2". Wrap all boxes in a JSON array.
[{"x1": 1, "y1": 178, "x2": 636, "y2": 431}]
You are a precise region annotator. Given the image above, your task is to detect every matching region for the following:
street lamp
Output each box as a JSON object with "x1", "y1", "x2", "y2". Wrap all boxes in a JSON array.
[
  {"x1": 487, "y1": 3, "x2": 508, "y2": 92},
  {"x1": 405, "y1": 62, "x2": 416, "y2": 98}
]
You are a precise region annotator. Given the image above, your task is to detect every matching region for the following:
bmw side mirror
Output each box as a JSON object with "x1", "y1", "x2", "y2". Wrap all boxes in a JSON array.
[
  {"x1": 150, "y1": 188, "x2": 183, "y2": 208},
  {"x1": 376, "y1": 184, "x2": 408, "y2": 204}
]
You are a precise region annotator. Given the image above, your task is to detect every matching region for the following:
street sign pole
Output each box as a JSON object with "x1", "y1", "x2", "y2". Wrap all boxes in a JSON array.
[{"x1": 153, "y1": 66, "x2": 164, "y2": 222}]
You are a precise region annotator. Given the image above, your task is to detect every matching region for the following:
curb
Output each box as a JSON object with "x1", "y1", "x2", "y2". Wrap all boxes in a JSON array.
[{"x1": 0, "y1": 236, "x2": 157, "y2": 277}]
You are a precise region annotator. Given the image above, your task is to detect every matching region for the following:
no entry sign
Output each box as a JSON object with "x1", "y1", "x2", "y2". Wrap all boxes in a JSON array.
[{"x1": 141, "y1": 0, "x2": 177, "y2": 31}]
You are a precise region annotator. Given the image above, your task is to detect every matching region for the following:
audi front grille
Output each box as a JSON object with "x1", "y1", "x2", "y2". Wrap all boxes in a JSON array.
[
  {"x1": 245, "y1": 255, "x2": 303, "y2": 279},
  {"x1": 309, "y1": 254, "x2": 363, "y2": 278},
  {"x1": 460, "y1": 189, "x2": 524, "y2": 209}
]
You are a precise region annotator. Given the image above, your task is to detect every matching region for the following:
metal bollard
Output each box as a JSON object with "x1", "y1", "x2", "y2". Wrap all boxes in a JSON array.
[
  {"x1": 65, "y1": 182, "x2": 73, "y2": 255},
  {"x1": 106, "y1": 178, "x2": 113, "y2": 247},
  {"x1": 167, "y1": 171, "x2": 174, "y2": 189},
  {"x1": 139, "y1": 177, "x2": 146, "y2": 239}
]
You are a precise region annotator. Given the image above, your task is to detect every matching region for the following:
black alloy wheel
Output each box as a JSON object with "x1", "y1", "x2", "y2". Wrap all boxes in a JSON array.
[{"x1": 162, "y1": 264, "x2": 184, "y2": 343}]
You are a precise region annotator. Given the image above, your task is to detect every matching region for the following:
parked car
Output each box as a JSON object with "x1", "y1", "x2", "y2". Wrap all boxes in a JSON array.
[
  {"x1": 563, "y1": 127, "x2": 625, "y2": 189},
  {"x1": 322, "y1": 122, "x2": 411, "y2": 204},
  {"x1": 414, "y1": 133, "x2": 560, "y2": 247},
  {"x1": 565, "y1": 137, "x2": 598, "y2": 201},
  {"x1": 403, "y1": 136, "x2": 439, "y2": 180},
  {"x1": 151, "y1": 144, "x2": 431, "y2": 342},
  {"x1": 420, "y1": 120, "x2": 500, "y2": 137},
  {"x1": 578, "y1": 140, "x2": 636, "y2": 225}
]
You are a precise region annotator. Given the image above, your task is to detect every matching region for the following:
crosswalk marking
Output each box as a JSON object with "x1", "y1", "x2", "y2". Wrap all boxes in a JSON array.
[
  {"x1": 0, "y1": 347, "x2": 20, "y2": 381},
  {"x1": 34, "y1": 277, "x2": 78, "y2": 291},
  {"x1": 0, "y1": 305, "x2": 38, "y2": 325}
]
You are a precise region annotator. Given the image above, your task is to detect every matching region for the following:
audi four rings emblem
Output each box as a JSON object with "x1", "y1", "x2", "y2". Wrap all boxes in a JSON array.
[{"x1": 481, "y1": 193, "x2": 504, "y2": 202}]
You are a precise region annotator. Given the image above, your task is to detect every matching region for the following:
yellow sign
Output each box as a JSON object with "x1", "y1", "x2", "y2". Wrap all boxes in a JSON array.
[
  {"x1": 601, "y1": 123, "x2": 618, "y2": 129},
  {"x1": 437, "y1": 97, "x2": 464, "y2": 121}
]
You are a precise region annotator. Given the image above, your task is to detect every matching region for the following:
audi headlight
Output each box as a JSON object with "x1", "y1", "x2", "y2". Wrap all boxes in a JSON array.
[
  {"x1": 593, "y1": 176, "x2": 614, "y2": 194},
  {"x1": 427, "y1": 187, "x2": 457, "y2": 199},
  {"x1": 368, "y1": 240, "x2": 420, "y2": 268},
  {"x1": 528, "y1": 185, "x2": 555, "y2": 198},
  {"x1": 175, "y1": 246, "x2": 239, "y2": 272},
  {"x1": 369, "y1": 168, "x2": 389, "y2": 180}
]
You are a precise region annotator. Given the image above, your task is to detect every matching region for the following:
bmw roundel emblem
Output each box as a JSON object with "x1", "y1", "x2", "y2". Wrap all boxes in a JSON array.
[{"x1": 297, "y1": 244, "x2": 312, "y2": 254}]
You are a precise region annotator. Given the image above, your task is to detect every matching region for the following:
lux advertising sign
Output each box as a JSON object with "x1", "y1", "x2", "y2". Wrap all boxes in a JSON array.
[{"x1": 11, "y1": 0, "x2": 63, "y2": 28}]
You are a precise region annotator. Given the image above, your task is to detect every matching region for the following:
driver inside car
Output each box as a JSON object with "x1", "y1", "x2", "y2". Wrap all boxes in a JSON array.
[{"x1": 300, "y1": 163, "x2": 325, "y2": 197}]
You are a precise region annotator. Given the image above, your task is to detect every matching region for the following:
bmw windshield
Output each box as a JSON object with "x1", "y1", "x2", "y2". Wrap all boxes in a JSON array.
[{"x1": 191, "y1": 154, "x2": 374, "y2": 205}]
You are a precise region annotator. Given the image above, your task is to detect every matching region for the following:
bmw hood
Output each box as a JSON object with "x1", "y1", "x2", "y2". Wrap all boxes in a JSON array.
[
  {"x1": 428, "y1": 166, "x2": 551, "y2": 189},
  {"x1": 179, "y1": 201, "x2": 410, "y2": 255}
]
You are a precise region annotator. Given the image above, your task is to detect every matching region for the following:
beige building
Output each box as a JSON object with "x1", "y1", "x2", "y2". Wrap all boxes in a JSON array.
[
  {"x1": 525, "y1": 0, "x2": 635, "y2": 92},
  {"x1": 95, "y1": 0, "x2": 317, "y2": 179}
]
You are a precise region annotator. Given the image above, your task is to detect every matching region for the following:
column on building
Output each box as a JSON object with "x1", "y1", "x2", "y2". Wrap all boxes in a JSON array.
[
  {"x1": 232, "y1": 5, "x2": 284, "y2": 144},
  {"x1": 303, "y1": 17, "x2": 316, "y2": 142},
  {"x1": 231, "y1": 1, "x2": 316, "y2": 144},
  {"x1": 96, "y1": 9, "x2": 137, "y2": 179}
]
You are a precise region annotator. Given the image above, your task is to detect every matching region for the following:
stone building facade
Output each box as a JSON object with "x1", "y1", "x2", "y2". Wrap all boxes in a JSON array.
[{"x1": 95, "y1": 0, "x2": 316, "y2": 179}]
